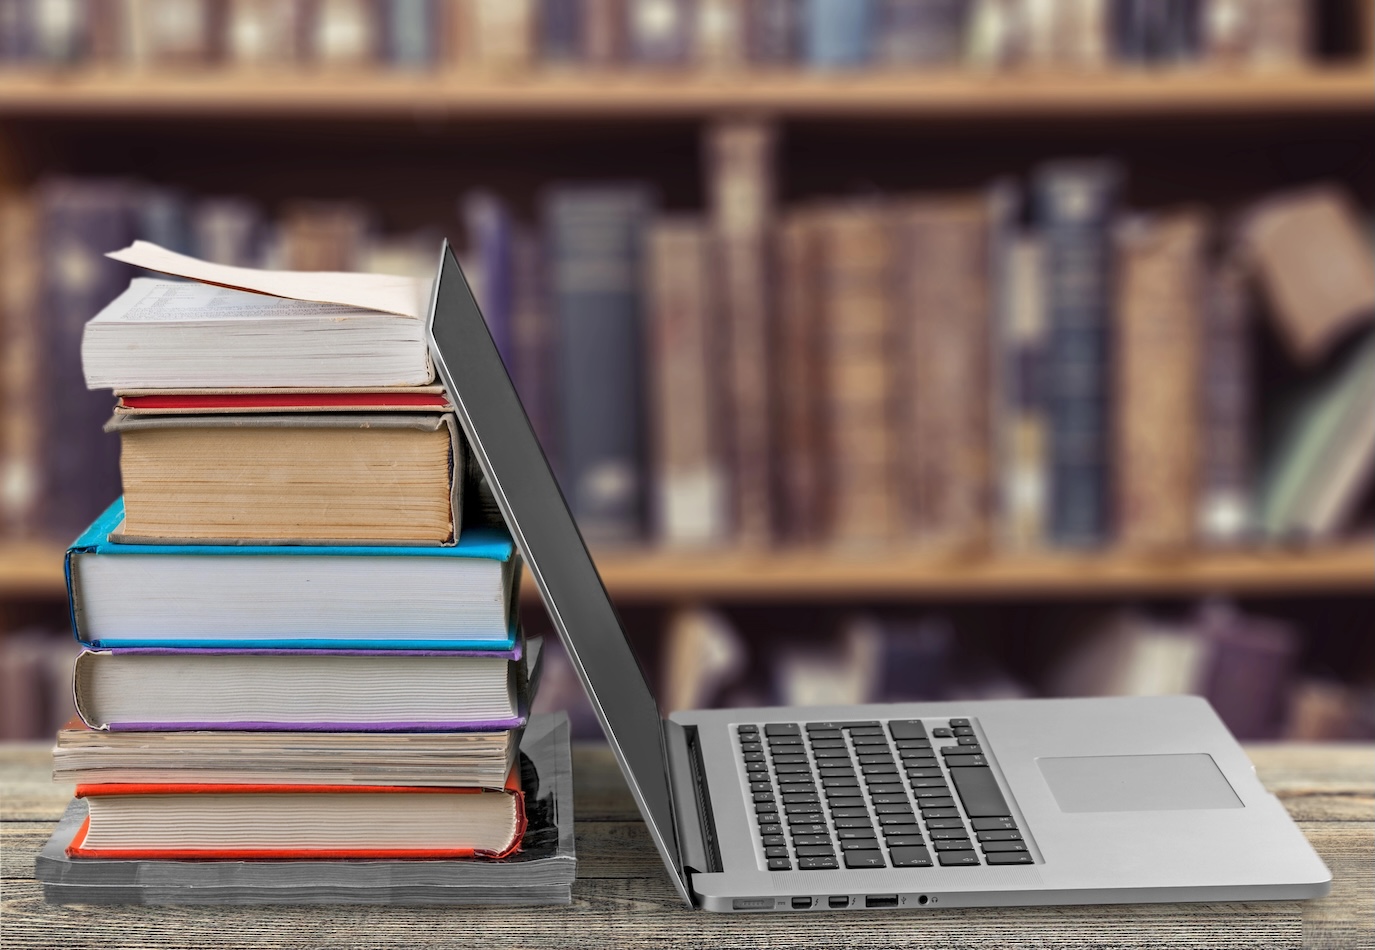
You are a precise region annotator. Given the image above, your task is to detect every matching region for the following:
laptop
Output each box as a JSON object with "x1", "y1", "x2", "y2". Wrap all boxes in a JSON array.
[{"x1": 426, "y1": 242, "x2": 1331, "y2": 913}]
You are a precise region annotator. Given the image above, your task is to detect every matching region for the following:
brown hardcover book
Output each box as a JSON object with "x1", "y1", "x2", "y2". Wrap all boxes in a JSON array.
[
  {"x1": 0, "y1": 195, "x2": 42, "y2": 537},
  {"x1": 278, "y1": 202, "x2": 369, "y2": 272},
  {"x1": 707, "y1": 120, "x2": 776, "y2": 547},
  {"x1": 1241, "y1": 185, "x2": 1375, "y2": 364},
  {"x1": 893, "y1": 195, "x2": 992, "y2": 553},
  {"x1": 583, "y1": 0, "x2": 626, "y2": 65},
  {"x1": 775, "y1": 210, "x2": 827, "y2": 545},
  {"x1": 647, "y1": 217, "x2": 728, "y2": 546},
  {"x1": 695, "y1": 0, "x2": 745, "y2": 71},
  {"x1": 1198, "y1": 254, "x2": 1254, "y2": 544},
  {"x1": 816, "y1": 204, "x2": 897, "y2": 548},
  {"x1": 1115, "y1": 210, "x2": 1210, "y2": 552},
  {"x1": 111, "y1": 412, "x2": 464, "y2": 544},
  {"x1": 469, "y1": 0, "x2": 535, "y2": 72}
]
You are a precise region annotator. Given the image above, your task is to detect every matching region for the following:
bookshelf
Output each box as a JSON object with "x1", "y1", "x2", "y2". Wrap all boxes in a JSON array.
[
  {"x1": 5, "y1": 540, "x2": 1370, "y2": 601},
  {"x1": 0, "y1": 67, "x2": 1368, "y2": 119}
]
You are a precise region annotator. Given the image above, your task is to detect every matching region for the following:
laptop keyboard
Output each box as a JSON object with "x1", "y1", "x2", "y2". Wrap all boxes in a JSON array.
[{"x1": 737, "y1": 718, "x2": 1032, "y2": 871}]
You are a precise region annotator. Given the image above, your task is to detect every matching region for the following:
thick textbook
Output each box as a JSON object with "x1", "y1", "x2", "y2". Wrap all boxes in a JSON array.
[
  {"x1": 109, "y1": 411, "x2": 464, "y2": 544},
  {"x1": 72, "y1": 637, "x2": 540, "y2": 732},
  {"x1": 37, "y1": 714, "x2": 576, "y2": 906},
  {"x1": 66, "y1": 498, "x2": 520, "y2": 650},
  {"x1": 67, "y1": 768, "x2": 527, "y2": 859}
]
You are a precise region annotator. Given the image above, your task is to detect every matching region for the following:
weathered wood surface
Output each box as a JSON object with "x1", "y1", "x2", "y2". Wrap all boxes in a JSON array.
[{"x1": 2, "y1": 742, "x2": 1370, "y2": 949}]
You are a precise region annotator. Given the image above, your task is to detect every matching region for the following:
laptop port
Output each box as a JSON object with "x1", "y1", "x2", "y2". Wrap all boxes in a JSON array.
[
  {"x1": 828, "y1": 896, "x2": 849, "y2": 909},
  {"x1": 865, "y1": 895, "x2": 899, "y2": 908},
  {"x1": 791, "y1": 897, "x2": 812, "y2": 910}
]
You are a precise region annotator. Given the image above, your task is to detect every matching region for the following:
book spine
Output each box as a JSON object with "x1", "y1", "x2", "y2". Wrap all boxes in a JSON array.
[
  {"x1": 742, "y1": 0, "x2": 797, "y2": 67},
  {"x1": 382, "y1": 0, "x2": 439, "y2": 68},
  {"x1": 1114, "y1": 210, "x2": 1208, "y2": 552},
  {"x1": 647, "y1": 218, "x2": 728, "y2": 546},
  {"x1": 545, "y1": 185, "x2": 651, "y2": 544},
  {"x1": 694, "y1": 0, "x2": 743, "y2": 70},
  {"x1": 1197, "y1": 256, "x2": 1252, "y2": 544},
  {"x1": 626, "y1": 0, "x2": 692, "y2": 66},
  {"x1": 707, "y1": 120, "x2": 776, "y2": 547},
  {"x1": 894, "y1": 197, "x2": 992, "y2": 552},
  {"x1": 471, "y1": 0, "x2": 534, "y2": 71},
  {"x1": 775, "y1": 211, "x2": 826, "y2": 545},
  {"x1": 226, "y1": 0, "x2": 309, "y2": 68},
  {"x1": 1034, "y1": 161, "x2": 1120, "y2": 548},
  {"x1": 818, "y1": 205, "x2": 896, "y2": 547},
  {"x1": 463, "y1": 191, "x2": 516, "y2": 371},
  {"x1": 0, "y1": 195, "x2": 42, "y2": 537},
  {"x1": 879, "y1": 0, "x2": 968, "y2": 68},
  {"x1": 999, "y1": 232, "x2": 1048, "y2": 550},
  {"x1": 39, "y1": 180, "x2": 136, "y2": 539},
  {"x1": 581, "y1": 0, "x2": 623, "y2": 65},
  {"x1": 306, "y1": 0, "x2": 378, "y2": 67},
  {"x1": 538, "y1": 0, "x2": 584, "y2": 64},
  {"x1": 0, "y1": 0, "x2": 32, "y2": 63},
  {"x1": 803, "y1": 0, "x2": 873, "y2": 68}
]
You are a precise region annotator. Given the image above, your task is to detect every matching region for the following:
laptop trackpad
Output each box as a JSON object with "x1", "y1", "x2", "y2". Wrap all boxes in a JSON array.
[{"x1": 1038, "y1": 754, "x2": 1243, "y2": 813}]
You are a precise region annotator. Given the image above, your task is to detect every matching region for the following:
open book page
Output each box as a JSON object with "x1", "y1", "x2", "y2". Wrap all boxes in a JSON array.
[
  {"x1": 92, "y1": 279, "x2": 385, "y2": 324},
  {"x1": 106, "y1": 240, "x2": 430, "y2": 318}
]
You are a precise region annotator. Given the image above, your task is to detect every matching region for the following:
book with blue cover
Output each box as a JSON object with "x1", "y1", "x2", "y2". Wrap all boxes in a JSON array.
[{"x1": 66, "y1": 499, "x2": 521, "y2": 651}]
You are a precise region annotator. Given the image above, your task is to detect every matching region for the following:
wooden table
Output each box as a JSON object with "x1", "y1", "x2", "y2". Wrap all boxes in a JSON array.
[{"x1": 3, "y1": 742, "x2": 1371, "y2": 948}]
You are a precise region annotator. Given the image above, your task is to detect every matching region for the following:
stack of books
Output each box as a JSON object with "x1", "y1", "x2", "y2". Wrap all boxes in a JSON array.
[{"x1": 37, "y1": 243, "x2": 576, "y2": 906}]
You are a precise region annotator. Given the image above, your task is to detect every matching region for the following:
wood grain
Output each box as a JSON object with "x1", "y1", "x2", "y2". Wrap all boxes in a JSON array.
[{"x1": 2, "y1": 742, "x2": 1370, "y2": 949}]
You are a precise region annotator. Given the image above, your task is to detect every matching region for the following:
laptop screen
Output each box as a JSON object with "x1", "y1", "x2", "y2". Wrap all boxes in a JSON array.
[{"x1": 426, "y1": 243, "x2": 690, "y2": 903}]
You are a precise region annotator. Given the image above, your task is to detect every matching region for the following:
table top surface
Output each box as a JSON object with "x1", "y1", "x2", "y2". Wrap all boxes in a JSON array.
[{"x1": 2, "y1": 741, "x2": 1372, "y2": 949}]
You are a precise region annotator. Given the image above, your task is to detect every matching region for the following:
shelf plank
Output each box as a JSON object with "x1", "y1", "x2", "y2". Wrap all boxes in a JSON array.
[
  {"x1": 0, "y1": 68, "x2": 1368, "y2": 119},
  {"x1": 4, "y1": 540, "x2": 1370, "y2": 601}
]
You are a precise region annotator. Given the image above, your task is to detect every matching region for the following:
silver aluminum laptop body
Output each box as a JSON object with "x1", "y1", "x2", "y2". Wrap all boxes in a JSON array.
[{"x1": 425, "y1": 243, "x2": 1331, "y2": 913}]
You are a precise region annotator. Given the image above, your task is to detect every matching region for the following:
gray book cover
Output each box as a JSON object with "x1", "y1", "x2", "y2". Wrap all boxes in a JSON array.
[{"x1": 36, "y1": 713, "x2": 575, "y2": 906}]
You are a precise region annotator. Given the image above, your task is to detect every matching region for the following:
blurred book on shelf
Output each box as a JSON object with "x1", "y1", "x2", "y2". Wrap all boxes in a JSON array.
[
  {"x1": 0, "y1": 0, "x2": 1363, "y2": 75},
  {"x1": 0, "y1": 628, "x2": 78, "y2": 740}
]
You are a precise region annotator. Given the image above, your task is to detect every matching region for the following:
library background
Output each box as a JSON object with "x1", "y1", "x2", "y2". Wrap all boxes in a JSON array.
[{"x1": 0, "y1": 0, "x2": 1371, "y2": 743}]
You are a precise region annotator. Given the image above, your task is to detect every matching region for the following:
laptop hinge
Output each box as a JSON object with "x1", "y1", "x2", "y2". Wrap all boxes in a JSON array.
[{"x1": 663, "y1": 720, "x2": 721, "y2": 878}]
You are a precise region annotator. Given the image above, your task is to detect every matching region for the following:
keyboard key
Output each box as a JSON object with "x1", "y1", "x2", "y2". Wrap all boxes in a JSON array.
[
  {"x1": 785, "y1": 802, "x2": 823, "y2": 815},
  {"x1": 870, "y1": 794, "x2": 908, "y2": 805},
  {"x1": 895, "y1": 738, "x2": 932, "y2": 750},
  {"x1": 753, "y1": 792, "x2": 775, "y2": 803},
  {"x1": 931, "y1": 728, "x2": 953, "y2": 738},
  {"x1": 948, "y1": 718, "x2": 970, "y2": 728},
  {"x1": 766, "y1": 723, "x2": 801, "y2": 737},
  {"x1": 944, "y1": 755, "x2": 988, "y2": 768},
  {"x1": 835, "y1": 721, "x2": 880, "y2": 729},
  {"x1": 782, "y1": 792, "x2": 820, "y2": 803},
  {"x1": 806, "y1": 721, "x2": 848, "y2": 731},
  {"x1": 788, "y1": 822, "x2": 828, "y2": 835},
  {"x1": 908, "y1": 778, "x2": 949, "y2": 789},
  {"x1": 900, "y1": 748, "x2": 937, "y2": 761},
  {"x1": 808, "y1": 738, "x2": 845, "y2": 748},
  {"x1": 861, "y1": 765, "x2": 898, "y2": 777},
  {"x1": 768, "y1": 857, "x2": 792, "y2": 870},
  {"x1": 778, "y1": 777, "x2": 816, "y2": 789},
  {"x1": 828, "y1": 798, "x2": 865, "y2": 812},
  {"x1": 743, "y1": 751, "x2": 765, "y2": 763},
  {"x1": 918, "y1": 797, "x2": 956, "y2": 810},
  {"x1": 755, "y1": 802, "x2": 778, "y2": 814},
  {"x1": 772, "y1": 754, "x2": 808, "y2": 765},
  {"x1": 911, "y1": 787, "x2": 951, "y2": 799},
  {"x1": 814, "y1": 749, "x2": 853, "y2": 760},
  {"x1": 792, "y1": 833, "x2": 831, "y2": 846},
  {"x1": 740, "y1": 741, "x2": 762, "y2": 753},
  {"x1": 858, "y1": 753, "x2": 895, "y2": 764},
  {"x1": 922, "y1": 807, "x2": 960, "y2": 819},
  {"x1": 738, "y1": 723, "x2": 759, "y2": 733},
  {"x1": 746, "y1": 763, "x2": 767, "y2": 774},
  {"x1": 923, "y1": 817, "x2": 963, "y2": 829},
  {"x1": 834, "y1": 816, "x2": 874, "y2": 829},
  {"x1": 851, "y1": 734, "x2": 888, "y2": 746},
  {"x1": 765, "y1": 846, "x2": 789, "y2": 858},
  {"x1": 878, "y1": 814, "x2": 918, "y2": 827},
  {"x1": 888, "y1": 720, "x2": 927, "y2": 740},
  {"x1": 978, "y1": 830, "x2": 1022, "y2": 842},
  {"x1": 769, "y1": 737, "x2": 803, "y2": 749},
  {"x1": 798, "y1": 856, "x2": 839, "y2": 870},
  {"x1": 841, "y1": 836, "x2": 880, "y2": 851},
  {"x1": 836, "y1": 826, "x2": 877, "y2": 839},
  {"x1": 867, "y1": 784, "x2": 904, "y2": 795},
  {"x1": 762, "y1": 834, "x2": 785, "y2": 847},
  {"x1": 775, "y1": 763, "x2": 814, "y2": 774},
  {"x1": 884, "y1": 834, "x2": 926, "y2": 847},
  {"x1": 971, "y1": 817, "x2": 1017, "y2": 832},
  {"x1": 927, "y1": 828, "x2": 969, "y2": 841},
  {"x1": 933, "y1": 839, "x2": 975, "y2": 852},
  {"x1": 844, "y1": 850, "x2": 886, "y2": 869},
  {"x1": 986, "y1": 852, "x2": 1034, "y2": 865},
  {"x1": 950, "y1": 767, "x2": 1011, "y2": 818},
  {"x1": 759, "y1": 823, "x2": 782, "y2": 837},
  {"x1": 981, "y1": 841, "x2": 1028, "y2": 853},
  {"x1": 952, "y1": 727, "x2": 975, "y2": 737},
  {"x1": 938, "y1": 851, "x2": 981, "y2": 866},
  {"x1": 875, "y1": 803, "x2": 914, "y2": 815},
  {"x1": 906, "y1": 768, "x2": 943, "y2": 779},
  {"x1": 796, "y1": 845, "x2": 836, "y2": 857},
  {"x1": 832, "y1": 807, "x2": 869, "y2": 819},
  {"x1": 889, "y1": 846, "x2": 933, "y2": 867},
  {"x1": 957, "y1": 737, "x2": 980, "y2": 747},
  {"x1": 821, "y1": 776, "x2": 858, "y2": 789},
  {"x1": 750, "y1": 782, "x2": 772, "y2": 793}
]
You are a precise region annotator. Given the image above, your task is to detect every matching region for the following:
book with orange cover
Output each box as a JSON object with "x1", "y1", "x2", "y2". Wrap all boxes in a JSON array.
[{"x1": 67, "y1": 767, "x2": 526, "y2": 860}]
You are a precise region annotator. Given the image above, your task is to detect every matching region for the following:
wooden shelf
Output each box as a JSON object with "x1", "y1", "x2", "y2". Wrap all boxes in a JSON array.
[
  {"x1": 0, "y1": 67, "x2": 1368, "y2": 119},
  {"x1": 5, "y1": 540, "x2": 1369, "y2": 601}
]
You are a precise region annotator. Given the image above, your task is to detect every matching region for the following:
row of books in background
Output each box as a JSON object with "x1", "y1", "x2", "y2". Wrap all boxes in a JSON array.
[
  {"x1": 32, "y1": 246, "x2": 575, "y2": 905},
  {"x1": 0, "y1": 0, "x2": 1345, "y2": 75},
  {"x1": 3, "y1": 153, "x2": 1374, "y2": 551}
]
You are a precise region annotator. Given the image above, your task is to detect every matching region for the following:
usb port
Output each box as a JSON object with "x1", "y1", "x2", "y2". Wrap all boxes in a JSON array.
[
  {"x1": 828, "y1": 896, "x2": 849, "y2": 909},
  {"x1": 865, "y1": 895, "x2": 899, "y2": 908},
  {"x1": 791, "y1": 897, "x2": 812, "y2": 910}
]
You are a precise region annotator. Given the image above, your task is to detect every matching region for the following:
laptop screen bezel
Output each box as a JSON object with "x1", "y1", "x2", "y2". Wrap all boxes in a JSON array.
[{"x1": 425, "y1": 242, "x2": 693, "y2": 906}]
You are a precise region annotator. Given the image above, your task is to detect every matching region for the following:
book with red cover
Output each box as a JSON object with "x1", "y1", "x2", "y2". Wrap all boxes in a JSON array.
[
  {"x1": 67, "y1": 766, "x2": 526, "y2": 860},
  {"x1": 115, "y1": 387, "x2": 453, "y2": 415}
]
